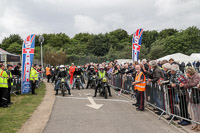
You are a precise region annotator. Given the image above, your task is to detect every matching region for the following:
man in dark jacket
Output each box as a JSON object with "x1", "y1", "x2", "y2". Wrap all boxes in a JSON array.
[
  {"x1": 55, "y1": 65, "x2": 71, "y2": 95},
  {"x1": 13, "y1": 63, "x2": 21, "y2": 77},
  {"x1": 179, "y1": 62, "x2": 185, "y2": 73},
  {"x1": 143, "y1": 60, "x2": 164, "y2": 114},
  {"x1": 72, "y1": 67, "x2": 84, "y2": 89},
  {"x1": 86, "y1": 66, "x2": 96, "y2": 89}
]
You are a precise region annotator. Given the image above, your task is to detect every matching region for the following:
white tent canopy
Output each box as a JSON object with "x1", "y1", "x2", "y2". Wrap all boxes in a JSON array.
[
  {"x1": 190, "y1": 53, "x2": 200, "y2": 60},
  {"x1": 157, "y1": 53, "x2": 196, "y2": 63}
]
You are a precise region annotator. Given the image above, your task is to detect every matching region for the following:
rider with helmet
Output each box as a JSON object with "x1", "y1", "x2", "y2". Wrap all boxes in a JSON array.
[
  {"x1": 94, "y1": 66, "x2": 112, "y2": 97},
  {"x1": 55, "y1": 65, "x2": 71, "y2": 95},
  {"x1": 72, "y1": 66, "x2": 84, "y2": 89},
  {"x1": 86, "y1": 65, "x2": 96, "y2": 89}
]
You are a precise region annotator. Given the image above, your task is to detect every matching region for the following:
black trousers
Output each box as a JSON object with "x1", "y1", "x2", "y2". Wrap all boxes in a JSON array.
[
  {"x1": 179, "y1": 95, "x2": 190, "y2": 120},
  {"x1": 7, "y1": 87, "x2": 11, "y2": 104},
  {"x1": 30, "y1": 81, "x2": 36, "y2": 94},
  {"x1": 86, "y1": 78, "x2": 92, "y2": 88},
  {"x1": 137, "y1": 91, "x2": 144, "y2": 110},
  {"x1": 168, "y1": 88, "x2": 178, "y2": 115},
  {"x1": 47, "y1": 75, "x2": 51, "y2": 83},
  {"x1": 0, "y1": 88, "x2": 8, "y2": 106}
]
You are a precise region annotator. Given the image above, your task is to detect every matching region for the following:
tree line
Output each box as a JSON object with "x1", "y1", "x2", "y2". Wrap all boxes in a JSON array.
[{"x1": 0, "y1": 26, "x2": 200, "y2": 65}]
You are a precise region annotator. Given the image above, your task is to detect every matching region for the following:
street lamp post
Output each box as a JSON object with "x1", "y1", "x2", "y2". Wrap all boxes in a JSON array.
[{"x1": 39, "y1": 35, "x2": 44, "y2": 82}]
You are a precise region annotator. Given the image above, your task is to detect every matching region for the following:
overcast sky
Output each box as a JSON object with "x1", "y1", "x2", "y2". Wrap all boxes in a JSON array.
[{"x1": 0, "y1": 0, "x2": 200, "y2": 42}]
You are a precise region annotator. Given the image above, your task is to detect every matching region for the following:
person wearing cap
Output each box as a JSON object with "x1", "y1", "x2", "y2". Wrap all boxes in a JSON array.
[
  {"x1": 6, "y1": 64, "x2": 13, "y2": 105},
  {"x1": 30, "y1": 64, "x2": 38, "y2": 95},
  {"x1": 86, "y1": 65, "x2": 96, "y2": 89},
  {"x1": 94, "y1": 66, "x2": 112, "y2": 97},
  {"x1": 0, "y1": 63, "x2": 9, "y2": 108},
  {"x1": 55, "y1": 65, "x2": 71, "y2": 95},
  {"x1": 69, "y1": 63, "x2": 76, "y2": 85}
]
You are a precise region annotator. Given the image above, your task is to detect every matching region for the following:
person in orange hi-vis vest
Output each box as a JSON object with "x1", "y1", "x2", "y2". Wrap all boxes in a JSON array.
[
  {"x1": 132, "y1": 65, "x2": 146, "y2": 111},
  {"x1": 46, "y1": 65, "x2": 51, "y2": 83},
  {"x1": 69, "y1": 63, "x2": 76, "y2": 85}
]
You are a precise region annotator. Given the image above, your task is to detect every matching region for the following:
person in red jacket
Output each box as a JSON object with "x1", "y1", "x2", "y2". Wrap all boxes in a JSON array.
[{"x1": 69, "y1": 63, "x2": 76, "y2": 85}]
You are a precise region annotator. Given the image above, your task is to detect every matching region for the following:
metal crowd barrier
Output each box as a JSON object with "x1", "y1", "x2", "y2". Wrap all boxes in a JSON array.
[
  {"x1": 11, "y1": 76, "x2": 21, "y2": 95},
  {"x1": 11, "y1": 75, "x2": 42, "y2": 95},
  {"x1": 109, "y1": 75, "x2": 200, "y2": 125}
]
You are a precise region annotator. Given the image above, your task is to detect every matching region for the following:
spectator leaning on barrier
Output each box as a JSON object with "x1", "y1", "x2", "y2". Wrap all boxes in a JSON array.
[
  {"x1": 0, "y1": 63, "x2": 9, "y2": 108},
  {"x1": 162, "y1": 63, "x2": 171, "y2": 81},
  {"x1": 6, "y1": 65, "x2": 13, "y2": 105},
  {"x1": 180, "y1": 67, "x2": 200, "y2": 131},
  {"x1": 132, "y1": 65, "x2": 146, "y2": 111},
  {"x1": 170, "y1": 64, "x2": 191, "y2": 126},
  {"x1": 143, "y1": 60, "x2": 164, "y2": 115}
]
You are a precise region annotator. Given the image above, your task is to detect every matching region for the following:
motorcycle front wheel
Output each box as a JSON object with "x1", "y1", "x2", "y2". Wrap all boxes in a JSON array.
[{"x1": 104, "y1": 87, "x2": 107, "y2": 99}]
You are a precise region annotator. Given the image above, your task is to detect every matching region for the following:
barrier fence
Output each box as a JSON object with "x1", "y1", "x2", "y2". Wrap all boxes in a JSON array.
[
  {"x1": 109, "y1": 74, "x2": 200, "y2": 125},
  {"x1": 11, "y1": 72, "x2": 43, "y2": 95},
  {"x1": 11, "y1": 76, "x2": 21, "y2": 95}
]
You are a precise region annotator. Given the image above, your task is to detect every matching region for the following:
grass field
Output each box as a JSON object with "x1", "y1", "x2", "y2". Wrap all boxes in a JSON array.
[{"x1": 0, "y1": 83, "x2": 46, "y2": 133}]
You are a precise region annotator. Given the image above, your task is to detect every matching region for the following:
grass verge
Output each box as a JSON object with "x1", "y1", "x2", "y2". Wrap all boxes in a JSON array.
[{"x1": 0, "y1": 83, "x2": 46, "y2": 133}]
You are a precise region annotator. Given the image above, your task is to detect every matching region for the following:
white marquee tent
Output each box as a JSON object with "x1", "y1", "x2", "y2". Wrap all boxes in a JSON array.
[
  {"x1": 190, "y1": 53, "x2": 200, "y2": 60},
  {"x1": 157, "y1": 53, "x2": 196, "y2": 63}
]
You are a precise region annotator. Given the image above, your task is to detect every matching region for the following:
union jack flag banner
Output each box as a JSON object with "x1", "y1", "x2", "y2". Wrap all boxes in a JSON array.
[
  {"x1": 132, "y1": 29, "x2": 143, "y2": 61},
  {"x1": 21, "y1": 34, "x2": 35, "y2": 94}
]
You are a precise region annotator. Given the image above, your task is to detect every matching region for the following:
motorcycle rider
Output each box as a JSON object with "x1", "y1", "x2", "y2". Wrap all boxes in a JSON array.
[
  {"x1": 55, "y1": 65, "x2": 71, "y2": 95},
  {"x1": 86, "y1": 66, "x2": 96, "y2": 89},
  {"x1": 72, "y1": 66, "x2": 84, "y2": 89},
  {"x1": 94, "y1": 66, "x2": 112, "y2": 97}
]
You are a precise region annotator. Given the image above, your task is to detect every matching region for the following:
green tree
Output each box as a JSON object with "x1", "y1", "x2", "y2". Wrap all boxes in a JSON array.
[
  {"x1": 6, "y1": 42, "x2": 22, "y2": 55},
  {"x1": 0, "y1": 34, "x2": 23, "y2": 50}
]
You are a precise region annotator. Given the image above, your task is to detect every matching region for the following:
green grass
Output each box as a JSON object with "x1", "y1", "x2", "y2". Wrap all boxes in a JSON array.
[{"x1": 0, "y1": 83, "x2": 46, "y2": 133}]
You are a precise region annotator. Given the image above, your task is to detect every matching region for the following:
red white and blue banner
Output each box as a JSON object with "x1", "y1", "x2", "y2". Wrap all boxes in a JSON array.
[
  {"x1": 132, "y1": 29, "x2": 143, "y2": 61},
  {"x1": 21, "y1": 34, "x2": 35, "y2": 94}
]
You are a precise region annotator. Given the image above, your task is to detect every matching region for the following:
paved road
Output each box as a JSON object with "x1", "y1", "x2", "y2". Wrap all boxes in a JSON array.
[{"x1": 43, "y1": 85, "x2": 179, "y2": 133}]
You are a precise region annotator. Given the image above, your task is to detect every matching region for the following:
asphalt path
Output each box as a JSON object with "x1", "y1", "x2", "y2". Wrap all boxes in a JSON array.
[{"x1": 43, "y1": 84, "x2": 180, "y2": 133}]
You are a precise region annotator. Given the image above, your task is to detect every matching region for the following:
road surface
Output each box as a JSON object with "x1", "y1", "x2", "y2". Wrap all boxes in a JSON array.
[{"x1": 43, "y1": 85, "x2": 180, "y2": 133}]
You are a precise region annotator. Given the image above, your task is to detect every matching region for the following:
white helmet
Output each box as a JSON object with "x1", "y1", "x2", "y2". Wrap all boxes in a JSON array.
[
  {"x1": 99, "y1": 66, "x2": 104, "y2": 69},
  {"x1": 60, "y1": 65, "x2": 65, "y2": 68}
]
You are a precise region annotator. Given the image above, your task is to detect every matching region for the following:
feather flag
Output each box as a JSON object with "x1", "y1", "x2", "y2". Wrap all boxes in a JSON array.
[
  {"x1": 21, "y1": 34, "x2": 35, "y2": 94},
  {"x1": 132, "y1": 29, "x2": 143, "y2": 61}
]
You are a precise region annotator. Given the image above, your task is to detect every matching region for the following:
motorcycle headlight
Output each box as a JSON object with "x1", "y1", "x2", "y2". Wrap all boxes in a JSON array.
[
  {"x1": 61, "y1": 78, "x2": 65, "y2": 82},
  {"x1": 77, "y1": 75, "x2": 80, "y2": 78},
  {"x1": 103, "y1": 78, "x2": 107, "y2": 82}
]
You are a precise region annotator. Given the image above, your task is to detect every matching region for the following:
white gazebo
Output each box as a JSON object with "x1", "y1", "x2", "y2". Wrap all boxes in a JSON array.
[
  {"x1": 157, "y1": 53, "x2": 196, "y2": 63},
  {"x1": 190, "y1": 53, "x2": 200, "y2": 61}
]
